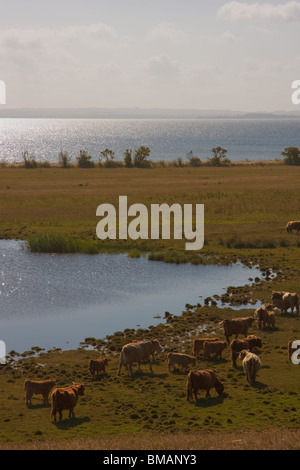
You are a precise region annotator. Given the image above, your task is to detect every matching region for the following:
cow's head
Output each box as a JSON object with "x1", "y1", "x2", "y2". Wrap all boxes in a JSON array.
[
  {"x1": 215, "y1": 380, "x2": 225, "y2": 395},
  {"x1": 151, "y1": 339, "x2": 163, "y2": 353}
]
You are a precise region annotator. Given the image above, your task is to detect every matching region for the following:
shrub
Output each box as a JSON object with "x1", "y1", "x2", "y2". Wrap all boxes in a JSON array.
[
  {"x1": 22, "y1": 150, "x2": 38, "y2": 168},
  {"x1": 124, "y1": 149, "x2": 133, "y2": 168},
  {"x1": 100, "y1": 148, "x2": 121, "y2": 168},
  {"x1": 281, "y1": 147, "x2": 300, "y2": 165},
  {"x1": 207, "y1": 147, "x2": 231, "y2": 166},
  {"x1": 58, "y1": 151, "x2": 72, "y2": 168},
  {"x1": 187, "y1": 151, "x2": 201, "y2": 167},
  {"x1": 134, "y1": 146, "x2": 152, "y2": 168},
  {"x1": 76, "y1": 150, "x2": 95, "y2": 168}
]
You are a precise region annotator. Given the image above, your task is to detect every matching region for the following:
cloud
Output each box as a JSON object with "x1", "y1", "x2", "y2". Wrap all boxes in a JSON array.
[
  {"x1": 145, "y1": 54, "x2": 180, "y2": 76},
  {"x1": 146, "y1": 22, "x2": 188, "y2": 44},
  {"x1": 218, "y1": 1, "x2": 300, "y2": 22}
]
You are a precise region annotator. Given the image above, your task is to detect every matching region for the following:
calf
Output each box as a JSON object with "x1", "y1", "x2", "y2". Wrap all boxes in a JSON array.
[
  {"x1": 203, "y1": 340, "x2": 227, "y2": 359},
  {"x1": 192, "y1": 337, "x2": 219, "y2": 357},
  {"x1": 88, "y1": 357, "x2": 108, "y2": 379},
  {"x1": 166, "y1": 352, "x2": 196, "y2": 371},
  {"x1": 51, "y1": 383, "x2": 85, "y2": 422},
  {"x1": 24, "y1": 378, "x2": 56, "y2": 406}
]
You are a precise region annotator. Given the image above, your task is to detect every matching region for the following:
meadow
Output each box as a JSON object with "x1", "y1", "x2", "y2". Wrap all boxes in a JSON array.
[{"x1": 0, "y1": 163, "x2": 300, "y2": 450}]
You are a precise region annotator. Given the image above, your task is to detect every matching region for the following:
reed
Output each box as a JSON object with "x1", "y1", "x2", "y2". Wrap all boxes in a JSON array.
[{"x1": 26, "y1": 232, "x2": 99, "y2": 254}]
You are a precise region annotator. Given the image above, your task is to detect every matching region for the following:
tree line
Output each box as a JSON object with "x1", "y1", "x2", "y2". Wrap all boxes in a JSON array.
[{"x1": 16, "y1": 145, "x2": 300, "y2": 169}]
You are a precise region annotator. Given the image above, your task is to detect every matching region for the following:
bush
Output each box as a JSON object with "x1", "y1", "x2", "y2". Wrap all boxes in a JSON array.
[
  {"x1": 22, "y1": 150, "x2": 38, "y2": 168},
  {"x1": 281, "y1": 147, "x2": 300, "y2": 166},
  {"x1": 187, "y1": 151, "x2": 201, "y2": 167},
  {"x1": 76, "y1": 150, "x2": 95, "y2": 168},
  {"x1": 99, "y1": 148, "x2": 121, "y2": 168},
  {"x1": 58, "y1": 151, "x2": 72, "y2": 168},
  {"x1": 124, "y1": 149, "x2": 133, "y2": 168},
  {"x1": 207, "y1": 147, "x2": 231, "y2": 166},
  {"x1": 134, "y1": 146, "x2": 152, "y2": 168}
]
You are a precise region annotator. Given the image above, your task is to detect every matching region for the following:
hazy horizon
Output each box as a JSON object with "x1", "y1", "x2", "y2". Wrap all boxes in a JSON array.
[{"x1": 0, "y1": 1, "x2": 300, "y2": 112}]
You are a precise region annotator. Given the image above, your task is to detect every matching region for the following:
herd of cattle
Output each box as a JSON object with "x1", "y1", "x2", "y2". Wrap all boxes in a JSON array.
[{"x1": 23, "y1": 289, "x2": 299, "y2": 422}]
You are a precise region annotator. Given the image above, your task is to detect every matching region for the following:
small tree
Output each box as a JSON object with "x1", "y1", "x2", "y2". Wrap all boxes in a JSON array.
[
  {"x1": 124, "y1": 149, "x2": 133, "y2": 168},
  {"x1": 76, "y1": 150, "x2": 95, "y2": 168},
  {"x1": 100, "y1": 148, "x2": 119, "y2": 168},
  {"x1": 134, "y1": 146, "x2": 151, "y2": 168},
  {"x1": 22, "y1": 150, "x2": 38, "y2": 168},
  {"x1": 281, "y1": 147, "x2": 300, "y2": 165},
  {"x1": 187, "y1": 150, "x2": 201, "y2": 167},
  {"x1": 58, "y1": 151, "x2": 72, "y2": 168},
  {"x1": 208, "y1": 147, "x2": 231, "y2": 166}
]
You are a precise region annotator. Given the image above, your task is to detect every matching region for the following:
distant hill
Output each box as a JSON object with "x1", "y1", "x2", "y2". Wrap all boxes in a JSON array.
[{"x1": 0, "y1": 107, "x2": 299, "y2": 119}]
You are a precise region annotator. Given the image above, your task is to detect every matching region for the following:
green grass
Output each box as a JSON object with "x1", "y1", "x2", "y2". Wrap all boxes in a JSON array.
[
  {"x1": 1, "y1": 305, "x2": 300, "y2": 448},
  {"x1": 26, "y1": 232, "x2": 99, "y2": 254},
  {"x1": 1, "y1": 163, "x2": 300, "y2": 449}
]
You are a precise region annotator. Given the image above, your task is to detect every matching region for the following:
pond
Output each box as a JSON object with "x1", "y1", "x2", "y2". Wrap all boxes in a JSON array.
[{"x1": 0, "y1": 240, "x2": 262, "y2": 354}]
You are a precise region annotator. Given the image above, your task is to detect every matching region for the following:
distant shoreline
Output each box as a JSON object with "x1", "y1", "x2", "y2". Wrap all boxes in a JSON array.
[{"x1": 1, "y1": 108, "x2": 300, "y2": 120}]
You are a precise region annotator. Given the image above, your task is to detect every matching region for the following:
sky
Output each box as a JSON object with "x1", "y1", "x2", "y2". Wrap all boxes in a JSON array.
[{"x1": 0, "y1": 0, "x2": 300, "y2": 112}]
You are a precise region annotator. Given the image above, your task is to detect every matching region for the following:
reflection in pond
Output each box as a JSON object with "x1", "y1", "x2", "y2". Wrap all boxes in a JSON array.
[{"x1": 0, "y1": 240, "x2": 262, "y2": 353}]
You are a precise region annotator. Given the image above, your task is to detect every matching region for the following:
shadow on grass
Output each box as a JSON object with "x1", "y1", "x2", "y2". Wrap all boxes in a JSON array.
[
  {"x1": 192, "y1": 393, "x2": 228, "y2": 408},
  {"x1": 27, "y1": 403, "x2": 51, "y2": 410},
  {"x1": 127, "y1": 370, "x2": 168, "y2": 380},
  {"x1": 52, "y1": 416, "x2": 90, "y2": 430},
  {"x1": 201, "y1": 357, "x2": 228, "y2": 364}
]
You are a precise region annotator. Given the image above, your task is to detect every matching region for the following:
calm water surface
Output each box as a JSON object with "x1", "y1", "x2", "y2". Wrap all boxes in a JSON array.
[
  {"x1": 0, "y1": 118, "x2": 299, "y2": 163},
  {"x1": 0, "y1": 240, "x2": 262, "y2": 354}
]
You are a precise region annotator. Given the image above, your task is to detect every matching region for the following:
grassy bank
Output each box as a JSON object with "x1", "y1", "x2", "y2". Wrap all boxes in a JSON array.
[
  {"x1": 1, "y1": 305, "x2": 300, "y2": 449},
  {"x1": 1, "y1": 164, "x2": 300, "y2": 449}
]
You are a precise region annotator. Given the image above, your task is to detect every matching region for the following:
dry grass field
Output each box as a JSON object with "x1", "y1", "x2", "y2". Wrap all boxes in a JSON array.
[{"x1": 0, "y1": 163, "x2": 300, "y2": 450}]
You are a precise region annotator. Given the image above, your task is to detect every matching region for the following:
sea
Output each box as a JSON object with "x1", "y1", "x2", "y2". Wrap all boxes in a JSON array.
[{"x1": 0, "y1": 117, "x2": 299, "y2": 164}]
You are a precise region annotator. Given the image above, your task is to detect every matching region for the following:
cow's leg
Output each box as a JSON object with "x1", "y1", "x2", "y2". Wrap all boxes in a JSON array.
[
  {"x1": 205, "y1": 390, "x2": 211, "y2": 398},
  {"x1": 51, "y1": 409, "x2": 57, "y2": 422},
  {"x1": 59, "y1": 410, "x2": 62, "y2": 420},
  {"x1": 149, "y1": 359, "x2": 153, "y2": 373}
]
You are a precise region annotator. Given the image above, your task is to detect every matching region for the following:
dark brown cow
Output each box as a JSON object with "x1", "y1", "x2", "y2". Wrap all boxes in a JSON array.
[
  {"x1": 219, "y1": 317, "x2": 255, "y2": 343},
  {"x1": 24, "y1": 378, "x2": 56, "y2": 406},
  {"x1": 186, "y1": 369, "x2": 224, "y2": 401},
  {"x1": 50, "y1": 383, "x2": 85, "y2": 422},
  {"x1": 192, "y1": 337, "x2": 219, "y2": 357},
  {"x1": 203, "y1": 340, "x2": 227, "y2": 359},
  {"x1": 285, "y1": 221, "x2": 300, "y2": 234},
  {"x1": 230, "y1": 335, "x2": 262, "y2": 367},
  {"x1": 118, "y1": 339, "x2": 162, "y2": 375},
  {"x1": 88, "y1": 358, "x2": 108, "y2": 379}
]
